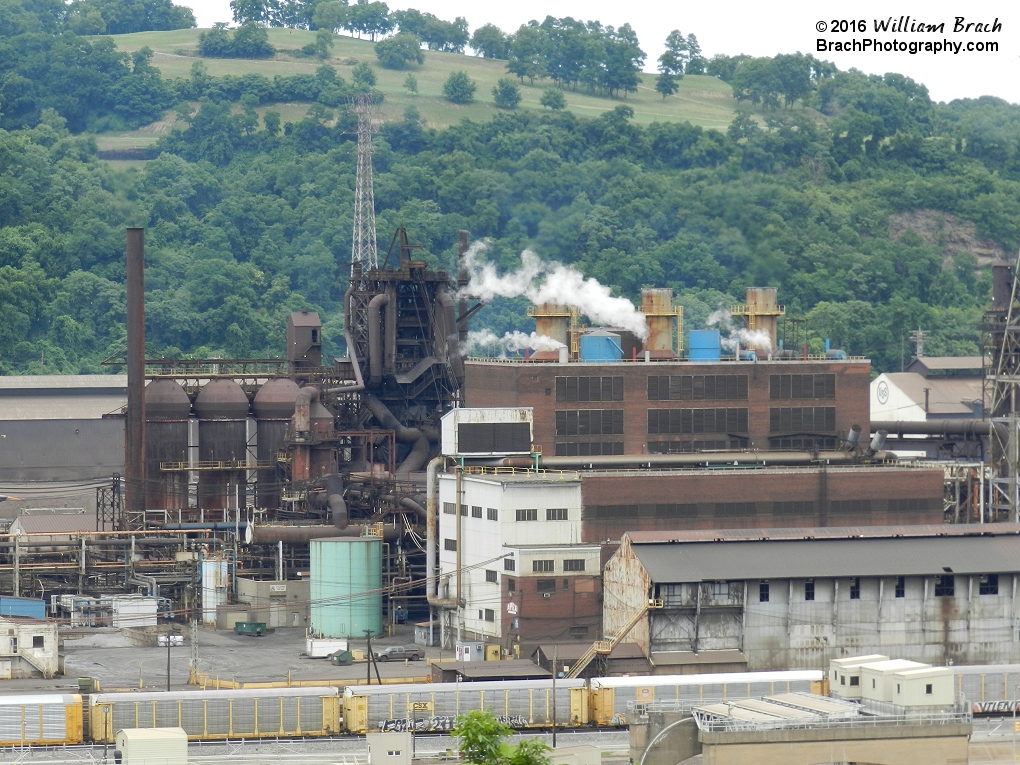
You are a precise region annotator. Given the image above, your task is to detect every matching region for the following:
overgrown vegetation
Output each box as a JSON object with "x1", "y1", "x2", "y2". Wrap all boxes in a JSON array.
[{"x1": 0, "y1": 0, "x2": 1018, "y2": 377}]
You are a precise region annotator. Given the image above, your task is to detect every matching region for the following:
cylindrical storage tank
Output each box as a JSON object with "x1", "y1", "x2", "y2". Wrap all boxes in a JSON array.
[
  {"x1": 579, "y1": 330, "x2": 622, "y2": 362},
  {"x1": 144, "y1": 380, "x2": 192, "y2": 510},
  {"x1": 688, "y1": 330, "x2": 722, "y2": 361},
  {"x1": 252, "y1": 379, "x2": 300, "y2": 510},
  {"x1": 533, "y1": 303, "x2": 570, "y2": 346},
  {"x1": 194, "y1": 380, "x2": 249, "y2": 512},
  {"x1": 641, "y1": 288, "x2": 674, "y2": 354},
  {"x1": 310, "y1": 537, "x2": 382, "y2": 639}
]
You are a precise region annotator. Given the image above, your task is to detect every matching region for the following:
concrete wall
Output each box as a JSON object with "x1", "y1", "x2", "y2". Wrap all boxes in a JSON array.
[
  {"x1": 602, "y1": 537, "x2": 651, "y2": 655},
  {"x1": 0, "y1": 419, "x2": 124, "y2": 481}
]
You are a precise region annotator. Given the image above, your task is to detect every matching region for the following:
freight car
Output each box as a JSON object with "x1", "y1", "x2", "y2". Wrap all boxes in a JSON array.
[
  {"x1": 88, "y1": 687, "x2": 342, "y2": 743},
  {"x1": 0, "y1": 693, "x2": 83, "y2": 746},
  {"x1": 589, "y1": 670, "x2": 824, "y2": 726},
  {"x1": 952, "y1": 664, "x2": 1020, "y2": 714},
  {"x1": 342, "y1": 678, "x2": 588, "y2": 733}
]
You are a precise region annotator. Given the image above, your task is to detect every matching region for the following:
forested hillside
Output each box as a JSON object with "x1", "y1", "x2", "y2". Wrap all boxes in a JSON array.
[{"x1": 2, "y1": 0, "x2": 1020, "y2": 375}]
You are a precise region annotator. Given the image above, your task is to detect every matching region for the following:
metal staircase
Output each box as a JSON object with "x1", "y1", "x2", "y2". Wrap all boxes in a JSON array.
[{"x1": 564, "y1": 599, "x2": 662, "y2": 678}]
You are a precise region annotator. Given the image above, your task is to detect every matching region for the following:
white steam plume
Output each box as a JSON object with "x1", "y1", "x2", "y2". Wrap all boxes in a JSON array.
[
  {"x1": 706, "y1": 308, "x2": 773, "y2": 354},
  {"x1": 460, "y1": 243, "x2": 648, "y2": 340},
  {"x1": 464, "y1": 329, "x2": 565, "y2": 356}
]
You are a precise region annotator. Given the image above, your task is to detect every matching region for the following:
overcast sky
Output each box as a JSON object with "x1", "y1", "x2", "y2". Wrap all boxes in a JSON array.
[{"x1": 182, "y1": 0, "x2": 1019, "y2": 104}]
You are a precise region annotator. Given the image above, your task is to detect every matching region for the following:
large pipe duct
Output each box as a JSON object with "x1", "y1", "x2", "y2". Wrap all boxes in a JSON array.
[
  {"x1": 246, "y1": 523, "x2": 399, "y2": 544},
  {"x1": 425, "y1": 455, "x2": 454, "y2": 604},
  {"x1": 379, "y1": 494, "x2": 428, "y2": 522},
  {"x1": 368, "y1": 292, "x2": 389, "y2": 387},
  {"x1": 125, "y1": 227, "x2": 146, "y2": 519},
  {"x1": 870, "y1": 420, "x2": 993, "y2": 436},
  {"x1": 324, "y1": 473, "x2": 348, "y2": 529},
  {"x1": 500, "y1": 450, "x2": 896, "y2": 470},
  {"x1": 325, "y1": 286, "x2": 365, "y2": 394},
  {"x1": 437, "y1": 289, "x2": 465, "y2": 387},
  {"x1": 396, "y1": 436, "x2": 431, "y2": 478}
]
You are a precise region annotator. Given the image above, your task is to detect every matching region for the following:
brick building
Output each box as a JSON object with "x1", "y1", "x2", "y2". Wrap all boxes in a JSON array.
[{"x1": 465, "y1": 358, "x2": 871, "y2": 457}]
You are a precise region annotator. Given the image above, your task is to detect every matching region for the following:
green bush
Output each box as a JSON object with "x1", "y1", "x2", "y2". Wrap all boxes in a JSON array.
[
  {"x1": 375, "y1": 33, "x2": 425, "y2": 69},
  {"x1": 492, "y1": 77, "x2": 521, "y2": 109},
  {"x1": 539, "y1": 87, "x2": 566, "y2": 110},
  {"x1": 443, "y1": 70, "x2": 476, "y2": 104}
]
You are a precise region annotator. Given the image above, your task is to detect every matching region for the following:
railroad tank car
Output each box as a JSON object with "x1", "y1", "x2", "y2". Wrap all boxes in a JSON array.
[
  {"x1": 342, "y1": 679, "x2": 589, "y2": 734},
  {"x1": 589, "y1": 670, "x2": 824, "y2": 726},
  {"x1": 88, "y1": 687, "x2": 341, "y2": 743},
  {"x1": 0, "y1": 693, "x2": 82, "y2": 746}
]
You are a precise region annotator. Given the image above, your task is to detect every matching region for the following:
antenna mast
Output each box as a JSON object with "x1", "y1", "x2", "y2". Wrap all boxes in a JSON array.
[{"x1": 350, "y1": 93, "x2": 379, "y2": 275}]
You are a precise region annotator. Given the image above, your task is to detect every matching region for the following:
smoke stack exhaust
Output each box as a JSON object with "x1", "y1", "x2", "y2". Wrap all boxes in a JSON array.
[{"x1": 125, "y1": 228, "x2": 146, "y2": 523}]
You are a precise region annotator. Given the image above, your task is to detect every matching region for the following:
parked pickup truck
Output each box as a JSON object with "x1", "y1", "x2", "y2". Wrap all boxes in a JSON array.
[{"x1": 373, "y1": 646, "x2": 420, "y2": 661}]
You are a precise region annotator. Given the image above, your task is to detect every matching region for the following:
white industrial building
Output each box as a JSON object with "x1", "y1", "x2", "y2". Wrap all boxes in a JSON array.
[
  {"x1": 603, "y1": 524, "x2": 1020, "y2": 670},
  {"x1": 0, "y1": 617, "x2": 60, "y2": 678},
  {"x1": 436, "y1": 470, "x2": 583, "y2": 653}
]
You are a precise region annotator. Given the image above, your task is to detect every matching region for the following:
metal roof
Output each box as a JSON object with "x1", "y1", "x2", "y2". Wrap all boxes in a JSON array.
[
  {"x1": 907, "y1": 356, "x2": 984, "y2": 373},
  {"x1": 624, "y1": 524, "x2": 1020, "y2": 544},
  {"x1": 11, "y1": 513, "x2": 97, "y2": 535},
  {"x1": 628, "y1": 533, "x2": 1020, "y2": 581},
  {"x1": 881, "y1": 373, "x2": 984, "y2": 415}
]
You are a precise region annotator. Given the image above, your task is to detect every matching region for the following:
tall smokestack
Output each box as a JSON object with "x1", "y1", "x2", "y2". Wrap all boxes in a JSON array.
[
  {"x1": 125, "y1": 228, "x2": 146, "y2": 523},
  {"x1": 457, "y1": 230, "x2": 469, "y2": 344}
]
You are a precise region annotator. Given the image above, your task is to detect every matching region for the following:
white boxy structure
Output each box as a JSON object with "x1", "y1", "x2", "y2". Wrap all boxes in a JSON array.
[{"x1": 115, "y1": 727, "x2": 188, "y2": 765}]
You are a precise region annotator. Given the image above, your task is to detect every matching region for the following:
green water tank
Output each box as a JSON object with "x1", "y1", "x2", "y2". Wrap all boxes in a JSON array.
[{"x1": 310, "y1": 536, "x2": 383, "y2": 639}]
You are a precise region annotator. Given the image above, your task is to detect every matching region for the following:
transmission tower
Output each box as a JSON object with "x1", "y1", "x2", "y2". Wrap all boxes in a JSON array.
[
  {"x1": 350, "y1": 94, "x2": 379, "y2": 275},
  {"x1": 983, "y1": 252, "x2": 1020, "y2": 521}
]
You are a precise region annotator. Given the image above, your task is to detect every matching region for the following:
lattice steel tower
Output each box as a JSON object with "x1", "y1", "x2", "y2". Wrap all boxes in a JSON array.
[
  {"x1": 350, "y1": 94, "x2": 378, "y2": 275},
  {"x1": 983, "y1": 251, "x2": 1020, "y2": 521}
]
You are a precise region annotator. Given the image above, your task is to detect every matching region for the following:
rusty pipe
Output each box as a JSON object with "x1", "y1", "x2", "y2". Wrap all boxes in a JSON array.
[
  {"x1": 125, "y1": 227, "x2": 146, "y2": 517},
  {"x1": 368, "y1": 292, "x2": 389, "y2": 387},
  {"x1": 325, "y1": 286, "x2": 365, "y2": 394}
]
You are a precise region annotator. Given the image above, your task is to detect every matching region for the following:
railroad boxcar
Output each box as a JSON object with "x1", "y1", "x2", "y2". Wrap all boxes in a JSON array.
[
  {"x1": 0, "y1": 693, "x2": 83, "y2": 746},
  {"x1": 589, "y1": 670, "x2": 824, "y2": 726},
  {"x1": 88, "y1": 687, "x2": 341, "y2": 742},
  {"x1": 342, "y1": 679, "x2": 588, "y2": 734}
]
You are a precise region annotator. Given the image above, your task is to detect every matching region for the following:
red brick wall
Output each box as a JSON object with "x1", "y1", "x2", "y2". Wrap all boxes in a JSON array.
[{"x1": 501, "y1": 574, "x2": 602, "y2": 655}]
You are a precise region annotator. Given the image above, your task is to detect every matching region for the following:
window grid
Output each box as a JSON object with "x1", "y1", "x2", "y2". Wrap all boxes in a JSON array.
[
  {"x1": 471, "y1": 506, "x2": 482, "y2": 519},
  {"x1": 648, "y1": 374, "x2": 748, "y2": 401},
  {"x1": 563, "y1": 559, "x2": 585, "y2": 572},
  {"x1": 546, "y1": 508, "x2": 568, "y2": 521},
  {"x1": 769, "y1": 407, "x2": 837, "y2": 433},
  {"x1": 533, "y1": 560, "x2": 555, "y2": 573},
  {"x1": 485, "y1": 570, "x2": 497, "y2": 583},
  {"x1": 804, "y1": 579, "x2": 815, "y2": 601},
  {"x1": 647, "y1": 408, "x2": 749, "y2": 435},
  {"x1": 555, "y1": 409, "x2": 624, "y2": 436},
  {"x1": 486, "y1": 507, "x2": 498, "y2": 521},
  {"x1": 555, "y1": 376, "x2": 624, "y2": 402},
  {"x1": 443, "y1": 538, "x2": 456, "y2": 552},
  {"x1": 515, "y1": 508, "x2": 538, "y2": 522},
  {"x1": 769, "y1": 374, "x2": 836, "y2": 400}
]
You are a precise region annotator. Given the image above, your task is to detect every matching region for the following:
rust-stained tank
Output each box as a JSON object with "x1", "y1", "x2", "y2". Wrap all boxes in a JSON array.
[
  {"x1": 252, "y1": 379, "x2": 300, "y2": 510},
  {"x1": 144, "y1": 380, "x2": 192, "y2": 510},
  {"x1": 733, "y1": 287, "x2": 785, "y2": 355},
  {"x1": 194, "y1": 379, "x2": 249, "y2": 512},
  {"x1": 292, "y1": 386, "x2": 335, "y2": 482},
  {"x1": 641, "y1": 288, "x2": 676, "y2": 359}
]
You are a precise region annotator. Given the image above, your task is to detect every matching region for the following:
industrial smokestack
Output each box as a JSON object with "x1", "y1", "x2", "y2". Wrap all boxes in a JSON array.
[
  {"x1": 125, "y1": 228, "x2": 146, "y2": 522},
  {"x1": 457, "y1": 230, "x2": 469, "y2": 345}
]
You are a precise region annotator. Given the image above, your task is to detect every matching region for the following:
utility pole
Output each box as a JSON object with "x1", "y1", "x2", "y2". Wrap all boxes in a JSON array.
[
  {"x1": 350, "y1": 94, "x2": 379, "y2": 276},
  {"x1": 909, "y1": 327, "x2": 928, "y2": 359},
  {"x1": 551, "y1": 646, "x2": 557, "y2": 748}
]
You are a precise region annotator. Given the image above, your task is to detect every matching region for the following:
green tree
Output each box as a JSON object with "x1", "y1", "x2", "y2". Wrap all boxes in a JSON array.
[
  {"x1": 506, "y1": 24, "x2": 547, "y2": 85},
  {"x1": 471, "y1": 23, "x2": 508, "y2": 59},
  {"x1": 492, "y1": 77, "x2": 521, "y2": 109},
  {"x1": 314, "y1": 28, "x2": 333, "y2": 58},
  {"x1": 655, "y1": 72, "x2": 678, "y2": 99},
  {"x1": 442, "y1": 70, "x2": 476, "y2": 104},
  {"x1": 539, "y1": 87, "x2": 566, "y2": 110},
  {"x1": 230, "y1": 0, "x2": 279, "y2": 26},
  {"x1": 658, "y1": 29, "x2": 687, "y2": 76},
  {"x1": 345, "y1": 0, "x2": 391, "y2": 40},
  {"x1": 311, "y1": 0, "x2": 345, "y2": 33},
  {"x1": 453, "y1": 711, "x2": 551, "y2": 765},
  {"x1": 263, "y1": 109, "x2": 281, "y2": 135},
  {"x1": 374, "y1": 32, "x2": 424, "y2": 69},
  {"x1": 685, "y1": 33, "x2": 706, "y2": 74},
  {"x1": 230, "y1": 22, "x2": 276, "y2": 58},
  {"x1": 403, "y1": 72, "x2": 418, "y2": 94},
  {"x1": 352, "y1": 61, "x2": 377, "y2": 88}
]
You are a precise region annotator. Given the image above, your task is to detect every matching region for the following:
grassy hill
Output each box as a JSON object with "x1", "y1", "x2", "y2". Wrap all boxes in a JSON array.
[{"x1": 98, "y1": 27, "x2": 736, "y2": 150}]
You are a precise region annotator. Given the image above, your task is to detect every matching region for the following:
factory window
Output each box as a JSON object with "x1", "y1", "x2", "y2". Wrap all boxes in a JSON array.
[
  {"x1": 555, "y1": 409, "x2": 624, "y2": 436},
  {"x1": 507, "y1": 578, "x2": 515, "y2": 593},
  {"x1": 563, "y1": 578, "x2": 570, "y2": 591},
  {"x1": 478, "y1": 610, "x2": 483, "y2": 620},
  {"x1": 759, "y1": 581, "x2": 770, "y2": 602},
  {"x1": 926, "y1": 683, "x2": 933, "y2": 695},
  {"x1": 648, "y1": 438, "x2": 749, "y2": 454},
  {"x1": 647, "y1": 375, "x2": 749, "y2": 401},
  {"x1": 896, "y1": 683, "x2": 901, "y2": 694},
  {"x1": 533, "y1": 560, "x2": 555, "y2": 573},
  {"x1": 504, "y1": 558, "x2": 516, "y2": 572},
  {"x1": 471, "y1": 506, "x2": 482, "y2": 518},
  {"x1": 444, "y1": 538, "x2": 457, "y2": 551},
  {"x1": 895, "y1": 576, "x2": 905, "y2": 598},
  {"x1": 850, "y1": 676, "x2": 859, "y2": 687},
  {"x1": 484, "y1": 609, "x2": 495, "y2": 622},
  {"x1": 556, "y1": 376, "x2": 624, "y2": 402},
  {"x1": 768, "y1": 436, "x2": 837, "y2": 451},
  {"x1": 487, "y1": 507, "x2": 498, "y2": 521},
  {"x1": 485, "y1": 570, "x2": 498, "y2": 583},
  {"x1": 647, "y1": 408, "x2": 749, "y2": 435},
  {"x1": 769, "y1": 407, "x2": 837, "y2": 433},
  {"x1": 980, "y1": 574, "x2": 999, "y2": 595},
  {"x1": 840, "y1": 675, "x2": 845, "y2": 686},
  {"x1": 554, "y1": 441, "x2": 624, "y2": 456},
  {"x1": 563, "y1": 559, "x2": 585, "y2": 572},
  {"x1": 849, "y1": 578, "x2": 861, "y2": 600},
  {"x1": 537, "y1": 579, "x2": 556, "y2": 594},
  {"x1": 443, "y1": 502, "x2": 456, "y2": 515},
  {"x1": 804, "y1": 579, "x2": 815, "y2": 601},
  {"x1": 935, "y1": 575, "x2": 955, "y2": 597},
  {"x1": 460, "y1": 505, "x2": 468, "y2": 516},
  {"x1": 546, "y1": 508, "x2": 568, "y2": 521},
  {"x1": 769, "y1": 374, "x2": 836, "y2": 400},
  {"x1": 32, "y1": 635, "x2": 43, "y2": 648},
  {"x1": 516, "y1": 508, "x2": 538, "y2": 522}
]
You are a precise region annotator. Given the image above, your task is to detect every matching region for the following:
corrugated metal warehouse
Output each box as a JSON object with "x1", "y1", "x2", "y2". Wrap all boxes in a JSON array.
[{"x1": 603, "y1": 524, "x2": 1020, "y2": 670}]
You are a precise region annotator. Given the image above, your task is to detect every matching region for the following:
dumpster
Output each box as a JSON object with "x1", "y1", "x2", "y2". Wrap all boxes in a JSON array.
[
  {"x1": 329, "y1": 650, "x2": 354, "y2": 666},
  {"x1": 234, "y1": 621, "x2": 267, "y2": 636}
]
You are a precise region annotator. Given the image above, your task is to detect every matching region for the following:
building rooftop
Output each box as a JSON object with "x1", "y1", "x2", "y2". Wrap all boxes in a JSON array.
[
  {"x1": 0, "y1": 375, "x2": 127, "y2": 420},
  {"x1": 11, "y1": 512, "x2": 97, "y2": 535},
  {"x1": 624, "y1": 524, "x2": 1020, "y2": 544},
  {"x1": 624, "y1": 525, "x2": 1020, "y2": 581},
  {"x1": 906, "y1": 356, "x2": 984, "y2": 377},
  {"x1": 879, "y1": 372, "x2": 984, "y2": 416}
]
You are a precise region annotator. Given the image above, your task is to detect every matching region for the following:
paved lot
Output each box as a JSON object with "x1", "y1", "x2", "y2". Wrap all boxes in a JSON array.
[{"x1": 4, "y1": 624, "x2": 443, "y2": 693}]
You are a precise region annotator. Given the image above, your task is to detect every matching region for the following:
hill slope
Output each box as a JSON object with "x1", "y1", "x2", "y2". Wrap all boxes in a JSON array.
[{"x1": 107, "y1": 28, "x2": 737, "y2": 131}]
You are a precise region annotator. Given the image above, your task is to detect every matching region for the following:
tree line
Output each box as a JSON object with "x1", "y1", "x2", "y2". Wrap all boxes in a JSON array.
[{"x1": 0, "y1": 0, "x2": 195, "y2": 36}]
